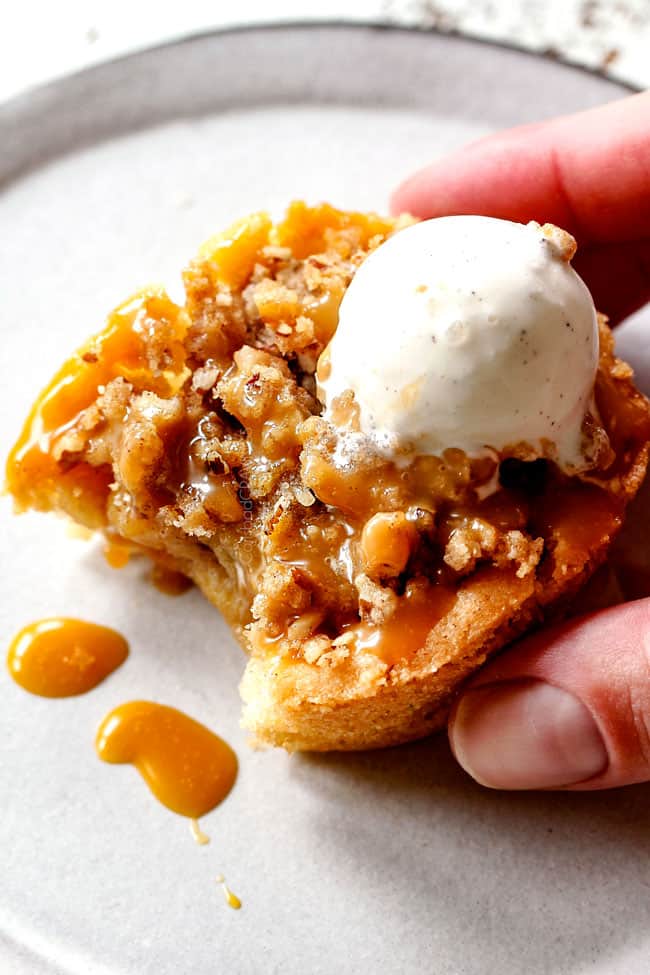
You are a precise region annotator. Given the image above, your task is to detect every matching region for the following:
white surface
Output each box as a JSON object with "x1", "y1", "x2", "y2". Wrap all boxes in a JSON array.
[
  {"x1": 1, "y1": 24, "x2": 650, "y2": 975},
  {"x1": 1, "y1": 0, "x2": 650, "y2": 101},
  {"x1": 322, "y1": 217, "x2": 599, "y2": 467}
]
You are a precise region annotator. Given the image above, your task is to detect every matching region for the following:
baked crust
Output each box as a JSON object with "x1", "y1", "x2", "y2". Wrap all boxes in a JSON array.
[{"x1": 6, "y1": 203, "x2": 650, "y2": 751}]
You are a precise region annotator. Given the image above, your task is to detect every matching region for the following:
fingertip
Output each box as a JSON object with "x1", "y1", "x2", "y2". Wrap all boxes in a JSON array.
[
  {"x1": 390, "y1": 148, "x2": 509, "y2": 221},
  {"x1": 389, "y1": 169, "x2": 434, "y2": 217},
  {"x1": 389, "y1": 123, "x2": 579, "y2": 228},
  {"x1": 389, "y1": 135, "x2": 502, "y2": 219},
  {"x1": 390, "y1": 129, "x2": 497, "y2": 217}
]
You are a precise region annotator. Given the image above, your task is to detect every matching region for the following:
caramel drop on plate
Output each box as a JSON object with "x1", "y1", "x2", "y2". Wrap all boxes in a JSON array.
[
  {"x1": 104, "y1": 537, "x2": 131, "y2": 569},
  {"x1": 95, "y1": 702, "x2": 238, "y2": 819},
  {"x1": 7, "y1": 618, "x2": 128, "y2": 698},
  {"x1": 216, "y1": 875, "x2": 242, "y2": 910},
  {"x1": 150, "y1": 563, "x2": 193, "y2": 596},
  {"x1": 189, "y1": 818, "x2": 211, "y2": 846}
]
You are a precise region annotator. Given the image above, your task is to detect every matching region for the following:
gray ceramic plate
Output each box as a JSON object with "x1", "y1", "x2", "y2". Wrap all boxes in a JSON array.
[{"x1": 1, "y1": 24, "x2": 649, "y2": 975}]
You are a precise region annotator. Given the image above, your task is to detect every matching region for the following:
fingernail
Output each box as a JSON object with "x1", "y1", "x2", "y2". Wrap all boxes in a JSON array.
[{"x1": 450, "y1": 679, "x2": 608, "y2": 789}]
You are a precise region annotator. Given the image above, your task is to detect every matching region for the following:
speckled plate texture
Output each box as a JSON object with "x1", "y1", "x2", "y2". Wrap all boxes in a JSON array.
[{"x1": 1, "y1": 24, "x2": 649, "y2": 975}]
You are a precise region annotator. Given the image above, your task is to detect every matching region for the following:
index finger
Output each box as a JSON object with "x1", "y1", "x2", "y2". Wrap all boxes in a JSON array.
[{"x1": 391, "y1": 91, "x2": 650, "y2": 245}]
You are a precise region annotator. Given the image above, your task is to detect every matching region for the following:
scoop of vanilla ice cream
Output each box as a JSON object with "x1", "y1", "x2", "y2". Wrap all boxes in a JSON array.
[{"x1": 317, "y1": 215, "x2": 600, "y2": 470}]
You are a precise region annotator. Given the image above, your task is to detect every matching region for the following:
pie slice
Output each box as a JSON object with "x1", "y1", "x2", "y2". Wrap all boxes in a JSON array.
[{"x1": 7, "y1": 202, "x2": 650, "y2": 750}]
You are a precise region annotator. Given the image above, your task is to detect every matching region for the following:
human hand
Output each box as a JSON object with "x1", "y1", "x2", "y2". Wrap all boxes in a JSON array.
[{"x1": 392, "y1": 91, "x2": 650, "y2": 790}]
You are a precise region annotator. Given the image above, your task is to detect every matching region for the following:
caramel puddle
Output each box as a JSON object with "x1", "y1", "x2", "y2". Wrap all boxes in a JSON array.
[
  {"x1": 95, "y1": 701, "x2": 238, "y2": 818},
  {"x1": 7, "y1": 618, "x2": 128, "y2": 697}
]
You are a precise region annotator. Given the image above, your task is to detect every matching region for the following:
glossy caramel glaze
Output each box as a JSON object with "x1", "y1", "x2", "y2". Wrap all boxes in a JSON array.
[
  {"x1": 340, "y1": 584, "x2": 455, "y2": 666},
  {"x1": 95, "y1": 701, "x2": 237, "y2": 818},
  {"x1": 7, "y1": 618, "x2": 128, "y2": 697}
]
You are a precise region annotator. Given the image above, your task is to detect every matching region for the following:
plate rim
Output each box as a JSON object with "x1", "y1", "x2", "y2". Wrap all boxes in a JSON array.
[
  {"x1": 1, "y1": 17, "x2": 637, "y2": 116},
  {"x1": 0, "y1": 20, "x2": 635, "y2": 196}
]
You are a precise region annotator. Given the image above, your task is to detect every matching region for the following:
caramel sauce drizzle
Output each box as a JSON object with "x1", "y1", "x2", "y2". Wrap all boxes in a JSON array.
[
  {"x1": 189, "y1": 818, "x2": 211, "y2": 846},
  {"x1": 104, "y1": 537, "x2": 192, "y2": 596},
  {"x1": 216, "y1": 874, "x2": 242, "y2": 910},
  {"x1": 104, "y1": 537, "x2": 132, "y2": 569},
  {"x1": 7, "y1": 618, "x2": 128, "y2": 698},
  {"x1": 95, "y1": 701, "x2": 238, "y2": 819},
  {"x1": 337, "y1": 584, "x2": 455, "y2": 666}
]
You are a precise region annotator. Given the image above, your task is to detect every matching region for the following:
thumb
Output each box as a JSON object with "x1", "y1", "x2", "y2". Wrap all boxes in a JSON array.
[{"x1": 448, "y1": 599, "x2": 650, "y2": 790}]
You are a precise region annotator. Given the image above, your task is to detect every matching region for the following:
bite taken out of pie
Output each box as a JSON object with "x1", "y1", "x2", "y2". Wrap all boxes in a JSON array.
[{"x1": 6, "y1": 202, "x2": 650, "y2": 751}]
